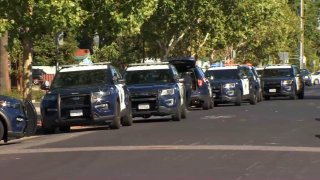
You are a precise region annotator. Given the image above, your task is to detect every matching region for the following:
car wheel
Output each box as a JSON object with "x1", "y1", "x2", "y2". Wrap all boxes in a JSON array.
[
  {"x1": 110, "y1": 102, "x2": 121, "y2": 129},
  {"x1": 235, "y1": 90, "x2": 242, "y2": 106},
  {"x1": 249, "y1": 90, "x2": 257, "y2": 105},
  {"x1": 214, "y1": 102, "x2": 219, "y2": 107},
  {"x1": 298, "y1": 89, "x2": 305, "y2": 99},
  {"x1": 314, "y1": 79, "x2": 319, "y2": 85},
  {"x1": 181, "y1": 101, "x2": 187, "y2": 119},
  {"x1": 59, "y1": 126, "x2": 71, "y2": 133},
  {"x1": 42, "y1": 122, "x2": 55, "y2": 134},
  {"x1": 264, "y1": 96, "x2": 270, "y2": 100},
  {"x1": 121, "y1": 103, "x2": 133, "y2": 126},
  {"x1": 172, "y1": 102, "x2": 181, "y2": 121},
  {"x1": 0, "y1": 121, "x2": 4, "y2": 142},
  {"x1": 202, "y1": 99, "x2": 210, "y2": 110}
]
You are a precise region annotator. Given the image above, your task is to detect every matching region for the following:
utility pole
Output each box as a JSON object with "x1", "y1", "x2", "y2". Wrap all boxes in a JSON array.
[{"x1": 299, "y1": 0, "x2": 304, "y2": 69}]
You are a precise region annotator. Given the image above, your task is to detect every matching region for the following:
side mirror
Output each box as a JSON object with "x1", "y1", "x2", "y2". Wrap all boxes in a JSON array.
[
  {"x1": 41, "y1": 80, "x2": 50, "y2": 90},
  {"x1": 178, "y1": 78, "x2": 185, "y2": 83},
  {"x1": 118, "y1": 79, "x2": 126, "y2": 84}
]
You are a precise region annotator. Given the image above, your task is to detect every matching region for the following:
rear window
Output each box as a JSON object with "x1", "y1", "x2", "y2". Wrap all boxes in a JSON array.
[{"x1": 205, "y1": 69, "x2": 239, "y2": 80}]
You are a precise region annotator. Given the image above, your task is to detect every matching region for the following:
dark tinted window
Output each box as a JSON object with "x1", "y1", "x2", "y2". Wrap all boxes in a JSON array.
[
  {"x1": 51, "y1": 69, "x2": 111, "y2": 89},
  {"x1": 205, "y1": 69, "x2": 239, "y2": 80},
  {"x1": 300, "y1": 69, "x2": 310, "y2": 75},
  {"x1": 263, "y1": 68, "x2": 293, "y2": 77},
  {"x1": 125, "y1": 69, "x2": 174, "y2": 85}
]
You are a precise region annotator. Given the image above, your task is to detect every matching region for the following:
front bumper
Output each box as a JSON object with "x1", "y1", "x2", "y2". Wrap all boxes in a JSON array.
[{"x1": 263, "y1": 85, "x2": 293, "y2": 97}]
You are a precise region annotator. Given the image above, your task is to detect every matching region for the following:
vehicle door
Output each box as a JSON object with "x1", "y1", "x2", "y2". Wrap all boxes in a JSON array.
[
  {"x1": 171, "y1": 65, "x2": 184, "y2": 105},
  {"x1": 294, "y1": 67, "x2": 303, "y2": 92},
  {"x1": 111, "y1": 67, "x2": 126, "y2": 111},
  {"x1": 23, "y1": 100, "x2": 37, "y2": 136},
  {"x1": 239, "y1": 67, "x2": 250, "y2": 96}
]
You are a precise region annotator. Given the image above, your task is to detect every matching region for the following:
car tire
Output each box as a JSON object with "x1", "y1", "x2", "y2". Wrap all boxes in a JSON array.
[
  {"x1": 0, "y1": 121, "x2": 4, "y2": 142},
  {"x1": 314, "y1": 79, "x2": 319, "y2": 85},
  {"x1": 172, "y1": 102, "x2": 181, "y2": 121},
  {"x1": 42, "y1": 122, "x2": 55, "y2": 134},
  {"x1": 202, "y1": 99, "x2": 210, "y2": 110},
  {"x1": 290, "y1": 86, "x2": 297, "y2": 100},
  {"x1": 59, "y1": 126, "x2": 71, "y2": 133},
  {"x1": 121, "y1": 103, "x2": 133, "y2": 126},
  {"x1": 110, "y1": 102, "x2": 121, "y2": 129},
  {"x1": 264, "y1": 96, "x2": 270, "y2": 100},
  {"x1": 214, "y1": 102, "x2": 219, "y2": 107},
  {"x1": 298, "y1": 89, "x2": 305, "y2": 99},
  {"x1": 249, "y1": 90, "x2": 257, "y2": 105},
  {"x1": 181, "y1": 102, "x2": 187, "y2": 119},
  {"x1": 235, "y1": 90, "x2": 242, "y2": 106}
]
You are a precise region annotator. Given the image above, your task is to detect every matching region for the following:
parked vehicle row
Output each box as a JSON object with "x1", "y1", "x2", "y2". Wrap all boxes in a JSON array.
[{"x1": 0, "y1": 61, "x2": 311, "y2": 142}]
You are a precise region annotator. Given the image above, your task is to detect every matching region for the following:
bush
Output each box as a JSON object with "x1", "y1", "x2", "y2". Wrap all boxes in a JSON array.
[{"x1": 2, "y1": 88, "x2": 45, "y2": 102}]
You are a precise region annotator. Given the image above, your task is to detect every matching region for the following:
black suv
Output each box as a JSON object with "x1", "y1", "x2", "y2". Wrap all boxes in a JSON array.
[
  {"x1": 32, "y1": 69, "x2": 46, "y2": 85},
  {"x1": 261, "y1": 64, "x2": 304, "y2": 100},
  {"x1": 169, "y1": 57, "x2": 213, "y2": 110},
  {"x1": 41, "y1": 63, "x2": 132, "y2": 133},
  {"x1": 205, "y1": 65, "x2": 259, "y2": 106},
  {"x1": 124, "y1": 62, "x2": 186, "y2": 121},
  {"x1": 300, "y1": 68, "x2": 312, "y2": 86}
]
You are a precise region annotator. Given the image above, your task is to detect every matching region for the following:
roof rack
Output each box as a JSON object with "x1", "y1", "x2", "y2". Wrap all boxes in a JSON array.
[
  {"x1": 128, "y1": 62, "x2": 169, "y2": 67},
  {"x1": 59, "y1": 62, "x2": 111, "y2": 70}
]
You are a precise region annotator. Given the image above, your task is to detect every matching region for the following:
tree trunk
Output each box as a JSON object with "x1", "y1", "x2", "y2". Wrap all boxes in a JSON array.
[
  {"x1": 0, "y1": 31, "x2": 10, "y2": 94},
  {"x1": 22, "y1": 37, "x2": 33, "y2": 100}
]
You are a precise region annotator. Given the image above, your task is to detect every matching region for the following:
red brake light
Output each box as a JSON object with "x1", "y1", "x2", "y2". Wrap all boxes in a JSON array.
[{"x1": 198, "y1": 79, "x2": 204, "y2": 87}]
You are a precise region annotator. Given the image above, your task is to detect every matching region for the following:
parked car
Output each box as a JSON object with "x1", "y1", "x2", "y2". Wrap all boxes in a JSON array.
[
  {"x1": 311, "y1": 71, "x2": 320, "y2": 85},
  {"x1": 169, "y1": 57, "x2": 213, "y2": 110},
  {"x1": 124, "y1": 62, "x2": 186, "y2": 121},
  {"x1": 0, "y1": 96, "x2": 36, "y2": 143},
  {"x1": 32, "y1": 68, "x2": 46, "y2": 85},
  {"x1": 205, "y1": 65, "x2": 259, "y2": 106},
  {"x1": 300, "y1": 68, "x2": 312, "y2": 86},
  {"x1": 41, "y1": 63, "x2": 132, "y2": 133},
  {"x1": 261, "y1": 64, "x2": 304, "y2": 100}
]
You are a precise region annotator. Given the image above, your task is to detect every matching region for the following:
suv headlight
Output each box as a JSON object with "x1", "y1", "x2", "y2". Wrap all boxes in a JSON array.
[
  {"x1": 92, "y1": 90, "x2": 112, "y2": 103},
  {"x1": 161, "y1": 89, "x2": 175, "y2": 96},
  {"x1": 281, "y1": 80, "x2": 293, "y2": 86},
  {"x1": 223, "y1": 83, "x2": 236, "y2": 89},
  {"x1": 43, "y1": 94, "x2": 57, "y2": 101},
  {"x1": 0, "y1": 100, "x2": 20, "y2": 109}
]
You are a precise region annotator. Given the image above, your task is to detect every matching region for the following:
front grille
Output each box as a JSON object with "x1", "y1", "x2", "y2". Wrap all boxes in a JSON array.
[
  {"x1": 131, "y1": 91, "x2": 159, "y2": 111},
  {"x1": 212, "y1": 83, "x2": 222, "y2": 98},
  {"x1": 59, "y1": 94, "x2": 91, "y2": 120}
]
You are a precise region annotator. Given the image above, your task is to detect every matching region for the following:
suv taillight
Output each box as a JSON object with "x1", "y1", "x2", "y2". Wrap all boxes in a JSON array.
[{"x1": 198, "y1": 79, "x2": 204, "y2": 87}]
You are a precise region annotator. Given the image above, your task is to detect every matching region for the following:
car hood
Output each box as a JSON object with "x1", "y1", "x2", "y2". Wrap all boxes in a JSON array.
[
  {"x1": 48, "y1": 85, "x2": 115, "y2": 95},
  {"x1": 0, "y1": 95, "x2": 22, "y2": 104},
  {"x1": 209, "y1": 79, "x2": 239, "y2": 86},
  {"x1": 127, "y1": 84, "x2": 175, "y2": 92},
  {"x1": 261, "y1": 77, "x2": 293, "y2": 81}
]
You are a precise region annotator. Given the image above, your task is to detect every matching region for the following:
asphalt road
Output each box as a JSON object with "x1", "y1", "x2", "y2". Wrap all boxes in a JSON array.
[{"x1": 1, "y1": 86, "x2": 320, "y2": 180}]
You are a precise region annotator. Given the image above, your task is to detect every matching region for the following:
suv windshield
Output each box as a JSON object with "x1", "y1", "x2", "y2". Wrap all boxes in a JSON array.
[
  {"x1": 51, "y1": 69, "x2": 111, "y2": 89},
  {"x1": 263, "y1": 68, "x2": 293, "y2": 77},
  {"x1": 205, "y1": 69, "x2": 239, "y2": 80},
  {"x1": 125, "y1": 69, "x2": 174, "y2": 85}
]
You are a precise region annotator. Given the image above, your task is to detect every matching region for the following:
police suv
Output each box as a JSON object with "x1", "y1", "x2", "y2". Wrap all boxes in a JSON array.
[
  {"x1": 205, "y1": 65, "x2": 259, "y2": 106},
  {"x1": 41, "y1": 63, "x2": 132, "y2": 133},
  {"x1": 0, "y1": 96, "x2": 36, "y2": 142},
  {"x1": 261, "y1": 64, "x2": 304, "y2": 100},
  {"x1": 124, "y1": 62, "x2": 186, "y2": 121}
]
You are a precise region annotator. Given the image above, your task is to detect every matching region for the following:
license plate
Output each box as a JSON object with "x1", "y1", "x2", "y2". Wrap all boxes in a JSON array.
[
  {"x1": 70, "y1": 109, "x2": 83, "y2": 117},
  {"x1": 269, "y1": 89, "x2": 276, "y2": 93},
  {"x1": 138, "y1": 104, "x2": 150, "y2": 110}
]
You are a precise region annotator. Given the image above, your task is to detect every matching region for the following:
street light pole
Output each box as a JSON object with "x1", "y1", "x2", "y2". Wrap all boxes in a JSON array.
[{"x1": 299, "y1": 0, "x2": 304, "y2": 69}]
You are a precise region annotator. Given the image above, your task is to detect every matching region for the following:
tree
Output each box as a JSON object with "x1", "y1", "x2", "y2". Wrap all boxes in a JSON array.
[{"x1": 0, "y1": 0, "x2": 87, "y2": 99}]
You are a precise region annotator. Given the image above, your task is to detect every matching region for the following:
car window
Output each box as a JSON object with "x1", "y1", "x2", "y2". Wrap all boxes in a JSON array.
[
  {"x1": 51, "y1": 69, "x2": 111, "y2": 89},
  {"x1": 125, "y1": 69, "x2": 174, "y2": 85},
  {"x1": 263, "y1": 68, "x2": 293, "y2": 77},
  {"x1": 205, "y1": 69, "x2": 239, "y2": 80}
]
